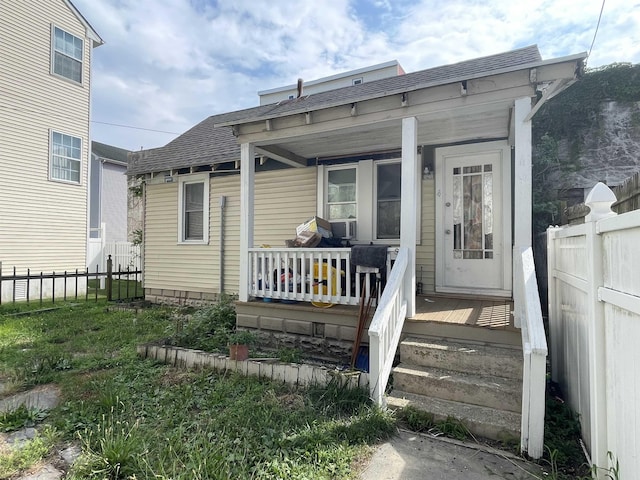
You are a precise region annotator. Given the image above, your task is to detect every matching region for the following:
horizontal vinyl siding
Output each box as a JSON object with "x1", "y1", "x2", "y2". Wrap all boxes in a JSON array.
[
  {"x1": 415, "y1": 177, "x2": 436, "y2": 293},
  {"x1": 0, "y1": 0, "x2": 92, "y2": 273},
  {"x1": 143, "y1": 167, "x2": 317, "y2": 296},
  {"x1": 218, "y1": 167, "x2": 317, "y2": 295},
  {"x1": 144, "y1": 182, "x2": 216, "y2": 293}
]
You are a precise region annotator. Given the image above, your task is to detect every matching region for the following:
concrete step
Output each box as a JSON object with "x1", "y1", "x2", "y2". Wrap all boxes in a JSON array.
[
  {"x1": 393, "y1": 364, "x2": 522, "y2": 413},
  {"x1": 403, "y1": 320, "x2": 522, "y2": 347},
  {"x1": 400, "y1": 337, "x2": 523, "y2": 380},
  {"x1": 387, "y1": 390, "x2": 521, "y2": 442}
]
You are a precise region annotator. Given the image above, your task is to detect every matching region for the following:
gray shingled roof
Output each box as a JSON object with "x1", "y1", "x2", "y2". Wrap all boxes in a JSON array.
[
  {"x1": 92, "y1": 141, "x2": 130, "y2": 164},
  {"x1": 215, "y1": 45, "x2": 543, "y2": 126},
  {"x1": 128, "y1": 116, "x2": 239, "y2": 175},
  {"x1": 128, "y1": 45, "x2": 545, "y2": 175}
]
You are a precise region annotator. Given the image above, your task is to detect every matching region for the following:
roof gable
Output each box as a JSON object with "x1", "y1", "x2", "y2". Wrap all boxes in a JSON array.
[{"x1": 64, "y1": 0, "x2": 103, "y2": 46}]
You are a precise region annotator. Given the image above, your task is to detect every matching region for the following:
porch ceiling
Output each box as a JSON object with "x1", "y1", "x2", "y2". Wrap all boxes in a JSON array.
[{"x1": 259, "y1": 99, "x2": 513, "y2": 160}]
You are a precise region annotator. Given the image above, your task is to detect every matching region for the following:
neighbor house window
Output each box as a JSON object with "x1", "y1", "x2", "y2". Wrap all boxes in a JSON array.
[
  {"x1": 50, "y1": 131, "x2": 81, "y2": 183},
  {"x1": 178, "y1": 174, "x2": 209, "y2": 244},
  {"x1": 52, "y1": 26, "x2": 83, "y2": 83}
]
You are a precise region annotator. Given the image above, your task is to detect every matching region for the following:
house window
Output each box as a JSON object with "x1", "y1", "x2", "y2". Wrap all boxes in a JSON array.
[
  {"x1": 178, "y1": 174, "x2": 209, "y2": 244},
  {"x1": 327, "y1": 167, "x2": 357, "y2": 221},
  {"x1": 50, "y1": 131, "x2": 81, "y2": 183},
  {"x1": 322, "y1": 159, "x2": 406, "y2": 243},
  {"x1": 52, "y1": 26, "x2": 83, "y2": 83},
  {"x1": 375, "y1": 162, "x2": 401, "y2": 239}
]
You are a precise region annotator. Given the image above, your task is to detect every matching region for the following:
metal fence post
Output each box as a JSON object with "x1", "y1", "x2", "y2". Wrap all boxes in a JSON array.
[{"x1": 106, "y1": 255, "x2": 113, "y2": 301}]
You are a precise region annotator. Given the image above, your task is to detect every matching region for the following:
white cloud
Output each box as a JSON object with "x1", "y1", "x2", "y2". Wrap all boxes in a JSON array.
[{"x1": 73, "y1": 0, "x2": 640, "y2": 151}]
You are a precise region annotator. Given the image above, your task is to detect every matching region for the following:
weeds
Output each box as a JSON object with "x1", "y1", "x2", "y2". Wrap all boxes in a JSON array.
[
  {"x1": 0, "y1": 405, "x2": 48, "y2": 432},
  {"x1": 0, "y1": 426, "x2": 59, "y2": 478},
  {"x1": 397, "y1": 406, "x2": 470, "y2": 441}
]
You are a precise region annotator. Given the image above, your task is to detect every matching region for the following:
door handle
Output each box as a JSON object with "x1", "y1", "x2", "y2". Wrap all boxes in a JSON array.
[
  {"x1": 445, "y1": 202, "x2": 451, "y2": 207},
  {"x1": 445, "y1": 229, "x2": 451, "y2": 235}
]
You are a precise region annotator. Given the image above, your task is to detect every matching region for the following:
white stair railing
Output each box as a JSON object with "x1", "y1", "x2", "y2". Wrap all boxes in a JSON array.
[
  {"x1": 514, "y1": 246, "x2": 547, "y2": 459},
  {"x1": 368, "y1": 247, "x2": 409, "y2": 406}
]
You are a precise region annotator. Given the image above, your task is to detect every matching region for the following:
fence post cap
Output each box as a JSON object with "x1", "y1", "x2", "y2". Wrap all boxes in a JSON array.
[{"x1": 585, "y1": 182, "x2": 617, "y2": 222}]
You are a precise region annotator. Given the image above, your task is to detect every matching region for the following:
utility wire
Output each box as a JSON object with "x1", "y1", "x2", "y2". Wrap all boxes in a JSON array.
[
  {"x1": 587, "y1": 0, "x2": 606, "y2": 65},
  {"x1": 91, "y1": 120, "x2": 180, "y2": 135}
]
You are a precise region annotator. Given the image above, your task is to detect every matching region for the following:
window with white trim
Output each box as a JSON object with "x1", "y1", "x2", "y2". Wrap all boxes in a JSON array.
[
  {"x1": 52, "y1": 26, "x2": 83, "y2": 83},
  {"x1": 375, "y1": 162, "x2": 401, "y2": 239},
  {"x1": 322, "y1": 159, "x2": 403, "y2": 242},
  {"x1": 327, "y1": 167, "x2": 357, "y2": 221},
  {"x1": 50, "y1": 131, "x2": 82, "y2": 183},
  {"x1": 178, "y1": 174, "x2": 209, "y2": 244}
]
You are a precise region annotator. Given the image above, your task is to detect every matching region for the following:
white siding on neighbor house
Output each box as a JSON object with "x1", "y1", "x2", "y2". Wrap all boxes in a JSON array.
[
  {"x1": 0, "y1": 0, "x2": 93, "y2": 273},
  {"x1": 101, "y1": 163, "x2": 128, "y2": 242},
  {"x1": 143, "y1": 167, "x2": 317, "y2": 295}
]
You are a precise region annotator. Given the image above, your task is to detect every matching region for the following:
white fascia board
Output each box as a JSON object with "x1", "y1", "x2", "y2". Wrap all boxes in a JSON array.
[
  {"x1": 63, "y1": 0, "x2": 104, "y2": 46},
  {"x1": 220, "y1": 53, "x2": 586, "y2": 128}
]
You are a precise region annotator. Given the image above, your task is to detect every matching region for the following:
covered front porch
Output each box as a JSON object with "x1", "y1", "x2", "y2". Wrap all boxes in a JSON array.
[{"x1": 217, "y1": 48, "x2": 585, "y2": 457}]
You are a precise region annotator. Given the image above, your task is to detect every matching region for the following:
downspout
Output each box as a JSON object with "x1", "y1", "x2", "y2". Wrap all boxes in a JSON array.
[{"x1": 219, "y1": 195, "x2": 226, "y2": 294}]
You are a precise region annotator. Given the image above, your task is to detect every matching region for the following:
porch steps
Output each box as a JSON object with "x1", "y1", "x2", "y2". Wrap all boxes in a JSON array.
[
  {"x1": 403, "y1": 319, "x2": 521, "y2": 347},
  {"x1": 387, "y1": 391, "x2": 522, "y2": 441},
  {"x1": 387, "y1": 336, "x2": 523, "y2": 441}
]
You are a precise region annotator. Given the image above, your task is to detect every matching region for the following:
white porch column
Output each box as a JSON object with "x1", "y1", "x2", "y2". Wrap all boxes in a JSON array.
[
  {"x1": 401, "y1": 117, "x2": 418, "y2": 318},
  {"x1": 239, "y1": 143, "x2": 255, "y2": 302},
  {"x1": 514, "y1": 97, "x2": 533, "y2": 248}
]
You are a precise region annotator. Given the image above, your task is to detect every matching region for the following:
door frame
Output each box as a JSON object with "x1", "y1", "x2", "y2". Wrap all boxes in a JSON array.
[{"x1": 434, "y1": 141, "x2": 512, "y2": 297}]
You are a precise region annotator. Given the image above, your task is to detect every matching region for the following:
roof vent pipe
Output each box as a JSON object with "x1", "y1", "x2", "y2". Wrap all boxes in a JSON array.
[{"x1": 297, "y1": 78, "x2": 303, "y2": 98}]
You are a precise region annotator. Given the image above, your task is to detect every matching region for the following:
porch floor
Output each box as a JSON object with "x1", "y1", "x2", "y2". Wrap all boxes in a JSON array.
[{"x1": 411, "y1": 294, "x2": 515, "y2": 331}]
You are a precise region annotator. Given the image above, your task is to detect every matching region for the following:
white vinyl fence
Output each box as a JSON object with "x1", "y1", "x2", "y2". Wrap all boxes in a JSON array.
[
  {"x1": 88, "y1": 241, "x2": 140, "y2": 272},
  {"x1": 548, "y1": 182, "x2": 640, "y2": 478}
]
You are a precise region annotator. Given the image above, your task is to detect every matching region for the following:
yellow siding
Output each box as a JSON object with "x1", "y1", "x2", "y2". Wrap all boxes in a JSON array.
[
  {"x1": 416, "y1": 177, "x2": 436, "y2": 293},
  {"x1": 143, "y1": 167, "x2": 317, "y2": 295},
  {"x1": 0, "y1": 0, "x2": 93, "y2": 272}
]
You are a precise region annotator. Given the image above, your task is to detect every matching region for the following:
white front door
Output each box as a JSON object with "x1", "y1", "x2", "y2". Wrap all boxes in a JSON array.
[{"x1": 435, "y1": 142, "x2": 512, "y2": 297}]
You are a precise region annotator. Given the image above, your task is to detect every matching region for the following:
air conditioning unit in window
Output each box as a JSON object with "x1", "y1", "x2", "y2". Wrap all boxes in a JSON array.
[{"x1": 330, "y1": 220, "x2": 357, "y2": 240}]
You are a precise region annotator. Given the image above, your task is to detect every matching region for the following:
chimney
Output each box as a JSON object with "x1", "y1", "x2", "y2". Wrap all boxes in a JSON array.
[{"x1": 297, "y1": 78, "x2": 304, "y2": 98}]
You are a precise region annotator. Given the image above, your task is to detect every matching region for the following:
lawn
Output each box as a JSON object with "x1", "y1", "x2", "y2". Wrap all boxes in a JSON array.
[{"x1": 0, "y1": 301, "x2": 395, "y2": 479}]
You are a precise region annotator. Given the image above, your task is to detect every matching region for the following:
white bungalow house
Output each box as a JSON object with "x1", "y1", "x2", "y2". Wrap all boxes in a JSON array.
[
  {"x1": 129, "y1": 45, "x2": 586, "y2": 457},
  {"x1": 0, "y1": 0, "x2": 102, "y2": 301}
]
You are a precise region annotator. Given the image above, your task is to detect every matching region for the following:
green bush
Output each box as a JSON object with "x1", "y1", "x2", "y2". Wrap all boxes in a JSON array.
[{"x1": 169, "y1": 295, "x2": 238, "y2": 351}]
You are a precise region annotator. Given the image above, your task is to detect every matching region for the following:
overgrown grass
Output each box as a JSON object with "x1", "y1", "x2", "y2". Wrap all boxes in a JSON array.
[
  {"x1": 396, "y1": 406, "x2": 470, "y2": 441},
  {"x1": 0, "y1": 301, "x2": 395, "y2": 479}
]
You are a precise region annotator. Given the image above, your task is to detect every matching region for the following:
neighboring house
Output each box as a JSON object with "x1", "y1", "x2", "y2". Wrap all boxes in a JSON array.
[
  {"x1": 258, "y1": 60, "x2": 405, "y2": 105},
  {"x1": 129, "y1": 46, "x2": 585, "y2": 455},
  {"x1": 0, "y1": 0, "x2": 102, "y2": 301},
  {"x1": 89, "y1": 141, "x2": 130, "y2": 242}
]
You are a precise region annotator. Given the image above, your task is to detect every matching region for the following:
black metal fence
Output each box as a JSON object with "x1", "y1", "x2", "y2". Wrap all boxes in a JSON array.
[{"x1": 0, "y1": 255, "x2": 143, "y2": 305}]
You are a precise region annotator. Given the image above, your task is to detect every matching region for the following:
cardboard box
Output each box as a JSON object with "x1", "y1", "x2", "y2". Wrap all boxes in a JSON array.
[{"x1": 296, "y1": 216, "x2": 333, "y2": 238}]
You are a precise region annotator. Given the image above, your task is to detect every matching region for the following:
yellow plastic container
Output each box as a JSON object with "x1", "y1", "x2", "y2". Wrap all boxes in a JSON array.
[{"x1": 311, "y1": 263, "x2": 342, "y2": 308}]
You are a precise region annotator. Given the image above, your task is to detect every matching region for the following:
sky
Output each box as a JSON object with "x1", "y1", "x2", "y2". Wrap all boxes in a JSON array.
[{"x1": 72, "y1": 0, "x2": 640, "y2": 152}]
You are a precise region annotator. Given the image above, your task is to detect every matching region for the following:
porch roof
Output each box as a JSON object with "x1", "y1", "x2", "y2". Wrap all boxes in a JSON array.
[
  {"x1": 215, "y1": 45, "x2": 544, "y2": 127},
  {"x1": 127, "y1": 45, "x2": 586, "y2": 176}
]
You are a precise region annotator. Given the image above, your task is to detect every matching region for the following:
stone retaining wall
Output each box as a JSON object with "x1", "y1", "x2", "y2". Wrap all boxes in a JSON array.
[{"x1": 137, "y1": 344, "x2": 369, "y2": 390}]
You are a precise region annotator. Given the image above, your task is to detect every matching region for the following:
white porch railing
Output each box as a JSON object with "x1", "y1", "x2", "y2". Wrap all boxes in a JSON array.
[
  {"x1": 247, "y1": 247, "x2": 397, "y2": 305},
  {"x1": 513, "y1": 245, "x2": 547, "y2": 459},
  {"x1": 368, "y1": 247, "x2": 409, "y2": 406}
]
